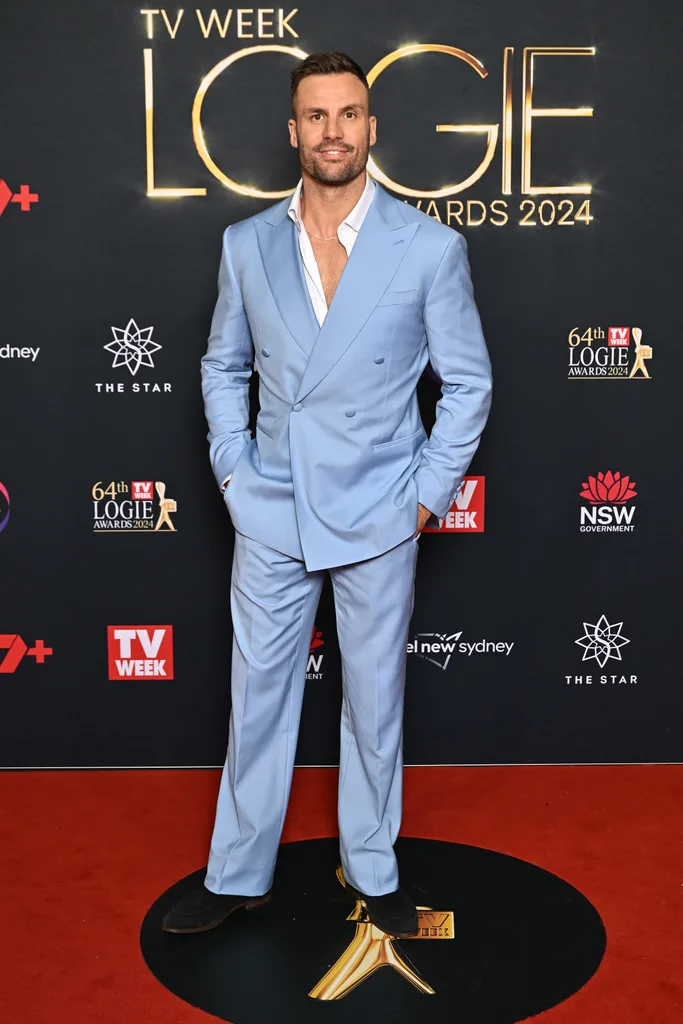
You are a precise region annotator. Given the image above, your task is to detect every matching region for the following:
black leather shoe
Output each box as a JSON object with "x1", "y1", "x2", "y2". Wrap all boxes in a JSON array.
[
  {"x1": 346, "y1": 884, "x2": 419, "y2": 938},
  {"x1": 160, "y1": 885, "x2": 272, "y2": 934}
]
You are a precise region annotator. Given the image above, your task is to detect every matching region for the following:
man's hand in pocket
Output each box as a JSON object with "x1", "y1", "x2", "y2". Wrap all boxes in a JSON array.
[{"x1": 415, "y1": 502, "x2": 432, "y2": 536}]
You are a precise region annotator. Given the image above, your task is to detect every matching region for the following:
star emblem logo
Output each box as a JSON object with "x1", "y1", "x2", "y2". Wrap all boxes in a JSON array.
[
  {"x1": 104, "y1": 319, "x2": 161, "y2": 376},
  {"x1": 575, "y1": 615, "x2": 630, "y2": 668}
]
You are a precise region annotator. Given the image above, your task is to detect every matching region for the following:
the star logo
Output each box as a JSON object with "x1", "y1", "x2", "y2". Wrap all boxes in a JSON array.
[
  {"x1": 104, "y1": 319, "x2": 161, "y2": 376},
  {"x1": 575, "y1": 615, "x2": 630, "y2": 668}
]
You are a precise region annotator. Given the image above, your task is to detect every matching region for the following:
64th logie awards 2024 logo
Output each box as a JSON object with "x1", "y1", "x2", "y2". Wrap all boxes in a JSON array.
[
  {"x1": 92, "y1": 480, "x2": 177, "y2": 531},
  {"x1": 567, "y1": 326, "x2": 653, "y2": 379}
]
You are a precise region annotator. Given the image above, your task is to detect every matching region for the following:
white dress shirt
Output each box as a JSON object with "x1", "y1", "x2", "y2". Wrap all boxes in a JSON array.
[
  {"x1": 222, "y1": 172, "x2": 376, "y2": 490},
  {"x1": 287, "y1": 171, "x2": 376, "y2": 325}
]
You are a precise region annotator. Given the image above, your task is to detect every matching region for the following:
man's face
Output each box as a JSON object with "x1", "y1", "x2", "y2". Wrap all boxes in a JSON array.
[{"x1": 288, "y1": 72, "x2": 377, "y2": 186}]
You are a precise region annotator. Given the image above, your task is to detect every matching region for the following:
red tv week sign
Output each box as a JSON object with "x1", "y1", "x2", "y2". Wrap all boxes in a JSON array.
[
  {"x1": 107, "y1": 626, "x2": 174, "y2": 680},
  {"x1": 131, "y1": 480, "x2": 154, "y2": 501},
  {"x1": 608, "y1": 327, "x2": 630, "y2": 347},
  {"x1": 422, "y1": 476, "x2": 485, "y2": 533}
]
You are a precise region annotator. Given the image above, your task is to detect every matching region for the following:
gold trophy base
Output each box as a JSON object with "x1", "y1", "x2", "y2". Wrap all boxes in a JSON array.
[{"x1": 308, "y1": 865, "x2": 454, "y2": 1001}]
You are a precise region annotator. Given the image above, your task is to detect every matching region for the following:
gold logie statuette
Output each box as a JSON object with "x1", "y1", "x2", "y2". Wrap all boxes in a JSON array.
[
  {"x1": 154, "y1": 481, "x2": 177, "y2": 531},
  {"x1": 628, "y1": 327, "x2": 652, "y2": 379},
  {"x1": 308, "y1": 866, "x2": 454, "y2": 1001}
]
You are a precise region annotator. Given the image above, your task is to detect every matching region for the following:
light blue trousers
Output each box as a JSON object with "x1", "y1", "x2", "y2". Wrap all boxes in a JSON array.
[{"x1": 205, "y1": 528, "x2": 420, "y2": 897}]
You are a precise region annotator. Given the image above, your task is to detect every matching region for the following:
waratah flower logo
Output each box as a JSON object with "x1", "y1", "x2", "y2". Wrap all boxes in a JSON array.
[
  {"x1": 579, "y1": 471, "x2": 637, "y2": 505},
  {"x1": 310, "y1": 628, "x2": 324, "y2": 653}
]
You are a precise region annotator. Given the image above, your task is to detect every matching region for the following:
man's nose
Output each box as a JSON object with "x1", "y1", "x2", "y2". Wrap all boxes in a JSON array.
[{"x1": 323, "y1": 118, "x2": 344, "y2": 140}]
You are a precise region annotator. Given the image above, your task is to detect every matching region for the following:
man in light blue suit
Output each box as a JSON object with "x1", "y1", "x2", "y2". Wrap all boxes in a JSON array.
[{"x1": 162, "y1": 52, "x2": 492, "y2": 938}]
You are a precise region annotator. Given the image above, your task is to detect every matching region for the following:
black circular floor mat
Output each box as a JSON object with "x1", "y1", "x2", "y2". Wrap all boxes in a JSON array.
[{"x1": 141, "y1": 837, "x2": 606, "y2": 1023}]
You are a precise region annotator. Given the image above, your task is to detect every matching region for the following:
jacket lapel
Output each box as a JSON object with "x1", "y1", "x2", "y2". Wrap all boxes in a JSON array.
[
  {"x1": 255, "y1": 205, "x2": 320, "y2": 357},
  {"x1": 294, "y1": 183, "x2": 419, "y2": 404}
]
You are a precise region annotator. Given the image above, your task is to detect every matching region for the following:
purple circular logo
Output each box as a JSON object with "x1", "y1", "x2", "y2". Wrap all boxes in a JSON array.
[{"x1": 0, "y1": 482, "x2": 10, "y2": 533}]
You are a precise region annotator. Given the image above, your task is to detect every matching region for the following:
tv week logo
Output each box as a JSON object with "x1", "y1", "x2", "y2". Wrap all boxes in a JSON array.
[
  {"x1": 131, "y1": 481, "x2": 154, "y2": 501},
  {"x1": 422, "y1": 476, "x2": 485, "y2": 533},
  {"x1": 608, "y1": 327, "x2": 630, "y2": 347},
  {"x1": 107, "y1": 626, "x2": 174, "y2": 680}
]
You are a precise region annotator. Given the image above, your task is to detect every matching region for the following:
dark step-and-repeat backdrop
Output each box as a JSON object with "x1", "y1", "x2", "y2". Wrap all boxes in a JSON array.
[{"x1": 1, "y1": 1, "x2": 681, "y2": 768}]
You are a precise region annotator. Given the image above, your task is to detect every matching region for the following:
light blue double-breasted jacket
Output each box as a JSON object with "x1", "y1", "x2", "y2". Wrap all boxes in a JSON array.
[{"x1": 201, "y1": 181, "x2": 492, "y2": 571}]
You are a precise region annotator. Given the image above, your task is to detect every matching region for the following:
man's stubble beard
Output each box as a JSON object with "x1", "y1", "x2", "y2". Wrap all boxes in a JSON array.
[{"x1": 298, "y1": 132, "x2": 371, "y2": 187}]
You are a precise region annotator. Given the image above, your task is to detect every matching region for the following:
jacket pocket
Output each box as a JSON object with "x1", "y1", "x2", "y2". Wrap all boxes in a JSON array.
[
  {"x1": 376, "y1": 288, "x2": 419, "y2": 307},
  {"x1": 373, "y1": 426, "x2": 426, "y2": 451}
]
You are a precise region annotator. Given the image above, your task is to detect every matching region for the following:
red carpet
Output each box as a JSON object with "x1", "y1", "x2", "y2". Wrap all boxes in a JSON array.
[{"x1": 0, "y1": 765, "x2": 681, "y2": 1022}]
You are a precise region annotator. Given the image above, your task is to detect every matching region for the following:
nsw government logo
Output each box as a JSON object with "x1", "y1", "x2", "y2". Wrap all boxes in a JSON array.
[
  {"x1": 579, "y1": 470, "x2": 637, "y2": 533},
  {"x1": 107, "y1": 626, "x2": 174, "y2": 680},
  {"x1": 306, "y1": 626, "x2": 325, "y2": 681},
  {"x1": 92, "y1": 480, "x2": 177, "y2": 531},
  {"x1": 422, "y1": 476, "x2": 485, "y2": 533},
  {"x1": 566, "y1": 615, "x2": 637, "y2": 686},
  {"x1": 567, "y1": 326, "x2": 653, "y2": 379},
  {"x1": 96, "y1": 319, "x2": 171, "y2": 394}
]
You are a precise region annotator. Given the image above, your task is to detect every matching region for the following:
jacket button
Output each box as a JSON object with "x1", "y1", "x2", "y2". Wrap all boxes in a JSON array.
[
  {"x1": 262, "y1": 348, "x2": 271, "y2": 357},
  {"x1": 293, "y1": 402, "x2": 303, "y2": 412},
  {"x1": 345, "y1": 408, "x2": 356, "y2": 417},
  {"x1": 374, "y1": 356, "x2": 385, "y2": 364}
]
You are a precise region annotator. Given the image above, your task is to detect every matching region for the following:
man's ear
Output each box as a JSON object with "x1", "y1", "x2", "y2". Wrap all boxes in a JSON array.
[{"x1": 288, "y1": 119, "x2": 298, "y2": 149}]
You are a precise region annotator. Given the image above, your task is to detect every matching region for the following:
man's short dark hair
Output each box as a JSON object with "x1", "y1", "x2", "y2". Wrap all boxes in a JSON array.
[{"x1": 290, "y1": 52, "x2": 369, "y2": 113}]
